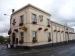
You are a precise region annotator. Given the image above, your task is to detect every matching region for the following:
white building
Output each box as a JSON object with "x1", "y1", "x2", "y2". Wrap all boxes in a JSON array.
[{"x1": 8, "y1": 4, "x2": 75, "y2": 48}]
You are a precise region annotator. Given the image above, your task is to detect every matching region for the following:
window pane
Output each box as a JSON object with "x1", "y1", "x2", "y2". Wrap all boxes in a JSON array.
[
  {"x1": 13, "y1": 19, "x2": 16, "y2": 25},
  {"x1": 32, "y1": 14, "x2": 37, "y2": 22},
  {"x1": 47, "y1": 19, "x2": 50, "y2": 25},
  {"x1": 39, "y1": 15, "x2": 43, "y2": 22},
  {"x1": 20, "y1": 15, "x2": 24, "y2": 23},
  {"x1": 32, "y1": 31, "x2": 36, "y2": 38},
  {"x1": 20, "y1": 32, "x2": 24, "y2": 36}
]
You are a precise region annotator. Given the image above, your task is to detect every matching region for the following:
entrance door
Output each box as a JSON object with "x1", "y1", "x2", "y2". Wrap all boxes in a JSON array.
[
  {"x1": 53, "y1": 32, "x2": 57, "y2": 43},
  {"x1": 65, "y1": 32, "x2": 69, "y2": 42},
  {"x1": 16, "y1": 38, "x2": 18, "y2": 44},
  {"x1": 12, "y1": 33, "x2": 16, "y2": 44}
]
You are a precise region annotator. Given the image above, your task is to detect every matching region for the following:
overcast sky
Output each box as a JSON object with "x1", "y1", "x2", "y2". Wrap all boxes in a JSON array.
[{"x1": 0, "y1": 0, "x2": 75, "y2": 36}]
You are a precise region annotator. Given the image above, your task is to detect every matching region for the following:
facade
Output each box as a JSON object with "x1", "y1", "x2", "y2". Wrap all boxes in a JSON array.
[{"x1": 8, "y1": 4, "x2": 75, "y2": 48}]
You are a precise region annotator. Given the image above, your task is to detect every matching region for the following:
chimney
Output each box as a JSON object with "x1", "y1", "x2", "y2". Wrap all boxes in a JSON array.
[{"x1": 12, "y1": 9, "x2": 15, "y2": 13}]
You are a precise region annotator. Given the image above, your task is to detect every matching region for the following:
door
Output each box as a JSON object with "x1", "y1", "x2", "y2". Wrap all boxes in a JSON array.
[{"x1": 12, "y1": 33, "x2": 16, "y2": 44}]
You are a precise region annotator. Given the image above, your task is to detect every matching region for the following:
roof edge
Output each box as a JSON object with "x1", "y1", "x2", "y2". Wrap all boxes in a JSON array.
[{"x1": 12, "y1": 4, "x2": 51, "y2": 16}]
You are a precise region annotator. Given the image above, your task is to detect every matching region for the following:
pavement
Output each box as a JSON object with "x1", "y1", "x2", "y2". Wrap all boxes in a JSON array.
[{"x1": 0, "y1": 43, "x2": 75, "y2": 56}]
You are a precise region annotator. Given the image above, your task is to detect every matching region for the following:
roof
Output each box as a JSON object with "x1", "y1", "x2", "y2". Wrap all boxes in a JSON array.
[
  {"x1": 12, "y1": 4, "x2": 51, "y2": 16},
  {"x1": 50, "y1": 20, "x2": 72, "y2": 28}
]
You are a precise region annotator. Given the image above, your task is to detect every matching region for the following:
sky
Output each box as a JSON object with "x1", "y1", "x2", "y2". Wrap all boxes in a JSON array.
[{"x1": 0, "y1": 0, "x2": 75, "y2": 36}]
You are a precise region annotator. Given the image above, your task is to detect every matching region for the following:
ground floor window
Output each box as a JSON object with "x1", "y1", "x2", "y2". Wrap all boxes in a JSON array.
[
  {"x1": 19, "y1": 32, "x2": 24, "y2": 44},
  {"x1": 32, "y1": 31, "x2": 37, "y2": 43},
  {"x1": 15, "y1": 38, "x2": 18, "y2": 44}
]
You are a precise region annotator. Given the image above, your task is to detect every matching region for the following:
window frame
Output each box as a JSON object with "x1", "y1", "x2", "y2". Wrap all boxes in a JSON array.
[
  {"x1": 32, "y1": 13, "x2": 37, "y2": 22},
  {"x1": 47, "y1": 19, "x2": 50, "y2": 25},
  {"x1": 32, "y1": 31, "x2": 37, "y2": 43},
  {"x1": 39, "y1": 15, "x2": 43, "y2": 22},
  {"x1": 20, "y1": 15, "x2": 24, "y2": 23},
  {"x1": 12, "y1": 19, "x2": 16, "y2": 25}
]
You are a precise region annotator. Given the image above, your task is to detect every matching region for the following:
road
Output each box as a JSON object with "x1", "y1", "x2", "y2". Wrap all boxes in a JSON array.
[{"x1": 0, "y1": 43, "x2": 75, "y2": 56}]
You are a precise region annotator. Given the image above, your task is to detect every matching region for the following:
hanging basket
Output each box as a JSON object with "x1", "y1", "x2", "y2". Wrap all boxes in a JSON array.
[
  {"x1": 44, "y1": 28, "x2": 48, "y2": 31},
  {"x1": 38, "y1": 27, "x2": 42, "y2": 30},
  {"x1": 12, "y1": 22, "x2": 16, "y2": 25},
  {"x1": 47, "y1": 25, "x2": 50, "y2": 27},
  {"x1": 65, "y1": 31, "x2": 68, "y2": 33},
  {"x1": 22, "y1": 26, "x2": 27, "y2": 31},
  {"x1": 57, "y1": 30, "x2": 60, "y2": 32},
  {"x1": 14, "y1": 29, "x2": 18, "y2": 32},
  {"x1": 32, "y1": 21, "x2": 37, "y2": 24},
  {"x1": 19, "y1": 23, "x2": 23, "y2": 26},
  {"x1": 54, "y1": 29, "x2": 57, "y2": 32}
]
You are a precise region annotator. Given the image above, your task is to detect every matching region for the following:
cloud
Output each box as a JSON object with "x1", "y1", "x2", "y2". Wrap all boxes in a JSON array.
[
  {"x1": 0, "y1": 0, "x2": 75, "y2": 36},
  {"x1": 0, "y1": 22, "x2": 10, "y2": 36}
]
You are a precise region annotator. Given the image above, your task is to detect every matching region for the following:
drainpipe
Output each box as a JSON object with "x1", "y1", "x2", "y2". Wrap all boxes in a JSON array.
[
  {"x1": 12, "y1": 9, "x2": 15, "y2": 13},
  {"x1": 56, "y1": 25, "x2": 57, "y2": 44},
  {"x1": 68, "y1": 28, "x2": 69, "y2": 43}
]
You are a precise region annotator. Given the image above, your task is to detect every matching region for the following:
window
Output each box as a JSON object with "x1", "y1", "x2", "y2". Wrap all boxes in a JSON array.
[
  {"x1": 12, "y1": 33, "x2": 16, "y2": 44},
  {"x1": 19, "y1": 32, "x2": 24, "y2": 44},
  {"x1": 32, "y1": 14, "x2": 37, "y2": 22},
  {"x1": 20, "y1": 32, "x2": 24, "y2": 37},
  {"x1": 47, "y1": 32, "x2": 51, "y2": 42},
  {"x1": 47, "y1": 19, "x2": 50, "y2": 27},
  {"x1": 32, "y1": 31, "x2": 37, "y2": 43},
  {"x1": 19, "y1": 15, "x2": 24, "y2": 26},
  {"x1": 12, "y1": 19, "x2": 16, "y2": 25},
  {"x1": 47, "y1": 19, "x2": 50, "y2": 25},
  {"x1": 20, "y1": 15, "x2": 24, "y2": 23},
  {"x1": 39, "y1": 15, "x2": 43, "y2": 22}
]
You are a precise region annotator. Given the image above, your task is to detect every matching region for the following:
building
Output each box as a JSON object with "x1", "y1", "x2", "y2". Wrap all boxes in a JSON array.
[{"x1": 8, "y1": 4, "x2": 75, "y2": 48}]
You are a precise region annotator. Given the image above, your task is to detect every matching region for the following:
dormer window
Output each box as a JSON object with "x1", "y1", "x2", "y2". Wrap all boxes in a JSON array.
[{"x1": 32, "y1": 14, "x2": 37, "y2": 24}]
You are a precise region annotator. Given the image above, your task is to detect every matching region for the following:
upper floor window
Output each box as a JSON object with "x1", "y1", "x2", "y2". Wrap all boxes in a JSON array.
[
  {"x1": 20, "y1": 15, "x2": 24, "y2": 23},
  {"x1": 32, "y1": 31, "x2": 37, "y2": 43},
  {"x1": 32, "y1": 14, "x2": 37, "y2": 24},
  {"x1": 19, "y1": 15, "x2": 24, "y2": 26},
  {"x1": 39, "y1": 15, "x2": 43, "y2": 22},
  {"x1": 47, "y1": 19, "x2": 50, "y2": 25},
  {"x1": 12, "y1": 19, "x2": 16, "y2": 25}
]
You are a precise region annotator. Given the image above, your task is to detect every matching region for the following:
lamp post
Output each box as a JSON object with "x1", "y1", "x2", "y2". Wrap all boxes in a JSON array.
[{"x1": 3, "y1": 13, "x2": 11, "y2": 48}]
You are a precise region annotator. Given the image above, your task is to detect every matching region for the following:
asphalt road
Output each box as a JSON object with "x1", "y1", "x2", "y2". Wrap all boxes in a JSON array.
[{"x1": 0, "y1": 43, "x2": 75, "y2": 56}]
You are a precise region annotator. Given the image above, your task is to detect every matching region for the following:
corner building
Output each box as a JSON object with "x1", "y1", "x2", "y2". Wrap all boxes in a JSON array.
[{"x1": 8, "y1": 4, "x2": 75, "y2": 48}]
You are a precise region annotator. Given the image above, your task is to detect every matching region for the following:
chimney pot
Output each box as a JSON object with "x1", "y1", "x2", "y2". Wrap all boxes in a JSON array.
[{"x1": 12, "y1": 9, "x2": 15, "y2": 13}]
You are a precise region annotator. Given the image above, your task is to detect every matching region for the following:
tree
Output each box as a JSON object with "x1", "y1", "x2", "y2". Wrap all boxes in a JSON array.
[{"x1": 0, "y1": 36, "x2": 5, "y2": 44}]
